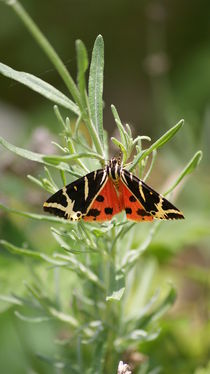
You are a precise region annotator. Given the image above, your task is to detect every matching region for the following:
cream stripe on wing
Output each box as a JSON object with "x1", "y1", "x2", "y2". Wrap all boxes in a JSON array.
[
  {"x1": 100, "y1": 169, "x2": 107, "y2": 185},
  {"x1": 153, "y1": 197, "x2": 184, "y2": 219},
  {"x1": 43, "y1": 188, "x2": 82, "y2": 221},
  {"x1": 43, "y1": 201, "x2": 67, "y2": 212},
  {"x1": 84, "y1": 176, "x2": 89, "y2": 200},
  {"x1": 139, "y1": 181, "x2": 146, "y2": 202}
]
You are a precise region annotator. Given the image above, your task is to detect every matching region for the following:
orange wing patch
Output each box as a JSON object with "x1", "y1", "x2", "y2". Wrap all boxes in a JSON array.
[
  {"x1": 84, "y1": 178, "x2": 123, "y2": 222},
  {"x1": 43, "y1": 158, "x2": 184, "y2": 222},
  {"x1": 119, "y1": 181, "x2": 153, "y2": 222}
]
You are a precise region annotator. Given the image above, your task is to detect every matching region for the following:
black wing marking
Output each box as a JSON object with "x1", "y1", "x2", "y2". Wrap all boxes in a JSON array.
[
  {"x1": 43, "y1": 168, "x2": 108, "y2": 221},
  {"x1": 121, "y1": 169, "x2": 184, "y2": 220}
]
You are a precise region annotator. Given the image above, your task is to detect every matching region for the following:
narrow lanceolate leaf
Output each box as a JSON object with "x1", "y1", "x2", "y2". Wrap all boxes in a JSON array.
[
  {"x1": 164, "y1": 150, "x2": 203, "y2": 195},
  {"x1": 129, "y1": 119, "x2": 184, "y2": 171},
  {"x1": 42, "y1": 151, "x2": 104, "y2": 164},
  {"x1": 47, "y1": 307, "x2": 79, "y2": 327},
  {"x1": 111, "y1": 137, "x2": 127, "y2": 155},
  {"x1": 0, "y1": 62, "x2": 80, "y2": 115},
  {"x1": 0, "y1": 240, "x2": 66, "y2": 266},
  {"x1": 24, "y1": 283, "x2": 79, "y2": 328},
  {"x1": 89, "y1": 335, "x2": 107, "y2": 374},
  {"x1": 150, "y1": 285, "x2": 177, "y2": 322},
  {"x1": 5, "y1": 0, "x2": 81, "y2": 106},
  {"x1": 88, "y1": 35, "x2": 104, "y2": 145},
  {"x1": 137, "y1": 285, "x2": 177, "y2": 329},
  {"x1": 121, "y1": 222, "x2": 159, "y2": 271},
  {"x1": 14, "y1": 311, "x2": 53, "y2": 323},
  {"x1": 76, "y1": 39, "x2": 89, "y2": 105},
  {"x1": 115, "y1": 329, "x2": 159, "y2": 350},
  {"x1": 0, "y1": 295, "x2": 23, "y2": 306},
  {"x1": 0, "y1": 203, "x2": 76, "y2": 225},
  {"x1": 0, "y1": 136, "x2": 80, "y2": 176},
  {"x1": 111, "y1": 105, "x2": 127, "y2": 147},
  {"x1": 106, "y1": 269, "x2": 125, "y2": 302},
  {"x1": 54, "y1": 253, "x2": 105, "y2": 290},
  {"x1": 106, "y1": 274, "x2": 125, "y2": 301}
]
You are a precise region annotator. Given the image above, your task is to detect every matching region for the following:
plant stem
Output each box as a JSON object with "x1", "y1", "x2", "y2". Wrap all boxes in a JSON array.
[
  {"x1": 9, "y1": 0, "x2": 81, "y2": 105},
  {"x1": 82, "y1": 111, "x2": 105, "y2": 158},
  {"x1": 6, "y1": 1, "x2": 105, "y2": 158}
]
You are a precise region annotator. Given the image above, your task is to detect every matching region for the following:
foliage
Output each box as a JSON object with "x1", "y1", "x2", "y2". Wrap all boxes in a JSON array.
[{"x1": 0, "y1": 1, "x2": 204, "y2": 373}]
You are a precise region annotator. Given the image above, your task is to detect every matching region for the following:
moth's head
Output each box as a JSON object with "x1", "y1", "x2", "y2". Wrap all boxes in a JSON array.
[
  {"x1": 107, "y1": 156, "x2": 122, "y2": 180},
  {"x1": 108, "y1": 153, "x2": 122, "y2": 168}
]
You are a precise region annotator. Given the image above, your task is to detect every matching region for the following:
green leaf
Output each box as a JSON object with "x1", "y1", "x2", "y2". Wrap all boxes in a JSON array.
[
  {"x1": 111, "y1": 137, "x2": 127, "y2": 155},
  {"x1": 164, "y1": 150, "x2": 203, "y2": 195},
  {"x1": 106, "y1": 269, "x2": 125, "y2": 301},
  {"x1": 76, "y1": 39, "x2": 88, "y2": 105},
  {"x1": 51, "y1": 226, "x2": 96, "y2": 253},
  {"x1": 0, "y1": 129, "x2": 97, "y2": 175},
  {"x1": 0, "y1": 62, "x2": 79, "y2": 115},
  {"x1": 47, "y1": 307, "x2": 79, "y2": 327},
  {"x1": 137, "y1": 285, "x2": 177, "y2": 329},
  {"x1": 54, "y1": 253, "x2": 105, "y2": 290},
  {"x1": 88, "y1": 334, "x2": 107, "y2": 374},
  {"x1": 51, "y1": 229, "x2": 73, "y2": 252},
  {"x1": 14, "y1": 311, "x2": 52, "y2": 323},
  {"x1": 88, "y1": 35, "x2": 104, "y2": 145},
  {"x1": 114, "y1": 329, "x2": 159, "y2": 350},
  {"x1": 0, "y1": 135, "x2": 45, "y2": 162},
  {"x1": 6, "y1": 0, "x2": 81, "y2": 106},
  {"x1": 27, "y1": 174, "x2": 57, "y2": 194},
  {"x1": 111, "y1": 105, "x2": 127, "y2": 147},
  {"x1": 149, "y1": 285, "x2": 177, "y2": 322},
  {"x1": 0, "y1": 203, "x2": 75, "y2": 225},
  {"x1": 0, "y1": 136, "x2": 81, "y2": 175},
  {"x1": 42, "y1": 151, "x2": 104, "y2": 164},
  {"x1": 0, "y1": 239, "x2": 66, "y2": 266},
  {"x1": 0, "y1": 294, "x2": 23, "y2": 306},
  {"x1": 143, "y1": 149, "x2": 157, "y2": 181},
  {"x1": 121, "y1": 222, "x2": 159, "y2": 271},
  {"x1": 24, "y1": 282, "x2": 80, "y2": 328},
  {"x1": 129, "y1": 119, "x2": 184, "y2": 171},
  {"x1": 36, "y1": 353, "x2": 79, "y2": 373}
]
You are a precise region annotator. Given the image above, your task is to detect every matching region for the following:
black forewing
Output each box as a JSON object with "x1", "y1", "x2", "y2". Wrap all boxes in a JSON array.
[
  {"x1": 121, "y1": 169, "x2": 184, "y2": 220},
  {"x1": 43, "y1": 168, "x2": 107, "y2": 219}
]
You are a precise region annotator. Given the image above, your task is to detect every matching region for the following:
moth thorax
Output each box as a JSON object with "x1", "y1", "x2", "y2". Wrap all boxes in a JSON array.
[{"x1": 107, "y1": 164, "x2": 121, "y2": 181}]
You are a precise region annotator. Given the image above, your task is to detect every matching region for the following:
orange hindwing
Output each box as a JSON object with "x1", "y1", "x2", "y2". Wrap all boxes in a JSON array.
[
  {"x1": 43, "y1": 158, "x2": 184, "y2": 222},
  {"x1": 119, "y1": 180, "x2": 153, "y2": 221},
  {"x1": 84, "y1": 178, "x2": 123, "y2": 221}
]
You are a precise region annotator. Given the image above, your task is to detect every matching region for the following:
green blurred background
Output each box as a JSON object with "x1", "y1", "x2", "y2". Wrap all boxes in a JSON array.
[{"x1": 0, "y1": 0, "x2": 210, "y2": 373}]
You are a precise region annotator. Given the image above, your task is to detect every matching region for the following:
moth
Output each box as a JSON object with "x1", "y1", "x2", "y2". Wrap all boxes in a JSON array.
[{"x1": 43, "y1": 157, "x2": 184, "y2": 222}]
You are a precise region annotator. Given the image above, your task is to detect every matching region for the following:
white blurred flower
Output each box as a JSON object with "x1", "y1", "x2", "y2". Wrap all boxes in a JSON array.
[{"x1": 117, "y1": 361, "x2": 132, "y2": 374}]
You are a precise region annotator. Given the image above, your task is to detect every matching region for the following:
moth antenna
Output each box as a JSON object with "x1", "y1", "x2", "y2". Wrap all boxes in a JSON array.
[
  {"x1": 123, "y1": 160, "x2": 132, "y2": 168},
  {"x1": 118, "y1": 150, "x2": 123, "y2": 165},
  {"x1": 112, "y1": 150, "x2": 122, "y2": 165}
]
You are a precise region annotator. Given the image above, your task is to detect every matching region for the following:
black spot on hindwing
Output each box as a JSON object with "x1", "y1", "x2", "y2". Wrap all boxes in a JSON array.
[
  {"x1": 104, "y1": 207, "x2": 113, "y2": 215},
  {"x1": 136, "y1": 208, "x2": 151, "y2": 217},
  {"x1": 125, "y1": 207, "x2": 132, "y2": 214},
  {"x1": 96, "y1": 194, "x2": 104, "y2": 202},
  {"x1": 129, "y1": 195, "x2": 137, "y2": 202},
  {"x1": 86, "y1": 208, "x2": 101, "y2": 217}
]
